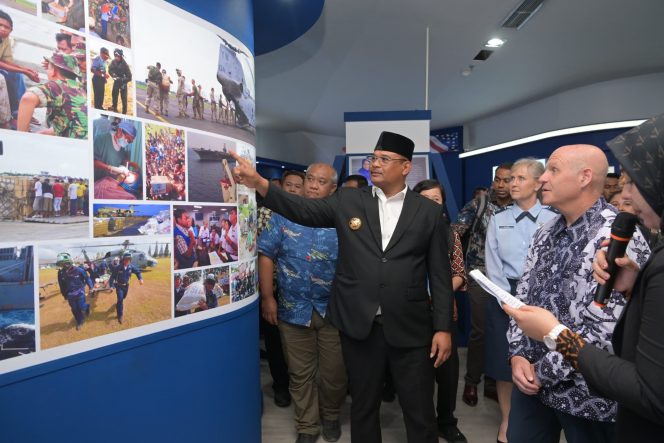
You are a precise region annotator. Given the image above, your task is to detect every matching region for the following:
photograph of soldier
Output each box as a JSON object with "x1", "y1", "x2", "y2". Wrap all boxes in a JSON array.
[
  {"x1": 237, "y1": 192, "x2": 256, "y2": 261},
  {"x1": 55, "y1": 251, "x2": 92, "y2": 331},
  {"x1": 88, "y1": 0, "x2": 130, "y2": 47},
  {"x1": 42, "y1": 0, "x2": 85, "y2": 32},
  {"x1": 187, "y1": 131, "x2": 237, "y2": 203},
  {"x1": 144, "y1": 123, "x2": 186, "y2": 201},
  {"x1": 0, "y1": 131, "x2": 89, "y2": 242},
  {"x1": 93, "y1": 203, "x2": 171, "y2": 238},
  {"x1": 133, "y1": 0, "x2": 255, "y2": 145},
  {"x1": 93, "y1": 113, "x2": 143, "y2": 200},
  {"x1": 89, "y1": 39, "x2": 135, "y2": 115},
  {"x1": 39, "y1": 237, "x2": 172, "y2": 349},
  {"x1": 0, "y1": 11, "x2": 88, "y2": 138},
  {"x1": 0, "y1": 1, "x2": 36, "y2": 15},
  {"x1": 108, "y1": 252, "x2": 143, "y2": 324},
  {"x1": 172, "y1": 205, "x2": 237, "y2": 270},
  {"x1": 0, "y1": 246, "x2": 36, "y2": 362},
  {"x1": 173, "y1": 266, "x2": 230, "y2": 316},
  {"x1": 230, "y1": 260, "x2": 256, "y2": 303}
]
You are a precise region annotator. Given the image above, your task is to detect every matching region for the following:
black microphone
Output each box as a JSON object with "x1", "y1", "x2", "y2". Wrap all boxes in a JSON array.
[{"x1": 594, "y1": 212, "x2": 639, "y2": 306}]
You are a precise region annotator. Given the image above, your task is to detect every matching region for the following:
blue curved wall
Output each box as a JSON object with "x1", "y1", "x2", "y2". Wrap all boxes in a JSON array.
[
  {"x1": 0, "y1": 2, "x2": 260, "y2": 442},
  {"x1": 0, "y1": 301, "x2": 260, "y2": 442}
]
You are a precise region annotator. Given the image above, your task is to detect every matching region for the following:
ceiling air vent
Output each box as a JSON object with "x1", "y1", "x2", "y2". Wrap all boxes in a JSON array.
[
  {"x1": 501, "y1": 0, "x2": 545, "y2": 29},
  {"x1": 473, "y1": 50, "x2": 493, "y2": 61}
]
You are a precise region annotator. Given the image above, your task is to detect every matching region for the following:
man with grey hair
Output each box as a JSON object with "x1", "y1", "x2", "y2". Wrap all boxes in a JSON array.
[{"x1": 258, "y1": 162, "x2": 346, "y2": 443}]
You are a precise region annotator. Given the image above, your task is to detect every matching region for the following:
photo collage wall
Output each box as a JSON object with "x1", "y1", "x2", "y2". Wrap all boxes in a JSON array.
[{"x1": 0, "y1": 0, "x2": 257, "y2": 370}]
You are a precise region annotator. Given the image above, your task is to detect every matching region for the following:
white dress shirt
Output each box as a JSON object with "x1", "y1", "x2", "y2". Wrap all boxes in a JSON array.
[
  {"x1": 372, "y1": 185, "x2": 408, "y2": 251},
  {"x1": 372, "y1": 185, "x2": 408, "y2": 315}
]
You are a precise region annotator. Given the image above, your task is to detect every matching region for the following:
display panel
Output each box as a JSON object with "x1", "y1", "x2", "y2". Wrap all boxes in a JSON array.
[{"x1": 0, "y1": 0, "x2": 257, "y2": 374}]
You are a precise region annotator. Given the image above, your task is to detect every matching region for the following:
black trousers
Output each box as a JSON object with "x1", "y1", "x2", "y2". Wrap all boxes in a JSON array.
[
  {"x1": 435, "y1": 321, "x2": 459, "y2": 428},
  {"x1": 260, "y1": 316, "x2": 289, "y2": 391},
  {"x1": 340, "y1": 322, "x2": 438, "y2": 443},
  {"x1": 92, "y1": 76, "x2": 105, "y2": 110},
  {"x1": 508, "y1": 388, "x2": 615, "y2": 443},
  {"x1": 465, "y1": 280, "x2": 491, "y2": 385},
  {"x1": 112, "y1": 81, "x2": 127, "y2": 114}
]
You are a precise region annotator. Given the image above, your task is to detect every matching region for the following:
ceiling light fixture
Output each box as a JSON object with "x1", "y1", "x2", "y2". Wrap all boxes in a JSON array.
[
  {"x1": 461, "y1": 65, "x2": 474, "y2": 77},
  {"x1": 485, "y1": 38, "x2": 505, "y2": 48}
]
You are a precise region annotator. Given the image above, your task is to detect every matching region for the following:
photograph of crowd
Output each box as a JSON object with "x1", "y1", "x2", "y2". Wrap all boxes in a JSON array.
[
  {"x1": 238, "y1": 192, "x2": 256, "y2": 261},
  {"x1": 93, "y1": 113, "x2": 143, "y2": 200},
  {"x1": 89, "y1": 39, "x2": 134, "y2": 115},
  {"x1": 0, "y1": 0, "x2": 36, "y2": 15},
  {"x1": 0, "y1": 246, "x2": 35, "y2": 362},
  {"x1": 38, "y1": 236, "x2": 172, "y2": 349},
  {"x1": 144, "y1": 123, "x2": 186, "y2": 201},
  {"x1": 230, "y1": 260, "x2": 256, "y2": 303},
  {"x1": 0, "y1": 10, "x2": 87, "y2": 138},
  {"x1": 132, "y1": 0, "x2": 255, "y2": 145},
  {"x1": 88, "y1": 0, "x2": 131, "y2": 47},
  {"x1": 187, "y1": 132, "x2": 237, "y2": 203},
  {"x1": 42, "y1": 0, "x2": 85, "y2": 32},
  {"x1": 93, "y1": 203, "x2": 170, "y2": 237},
  {"x1": 173, "y1": 205, "x2": 238, "y2": 270},
  {"x1": 173, "y1": 266, "x2": 230, "y2": 317},
  {"x1": 0, "y1": 131, "x2": 89, "y2": 242}
]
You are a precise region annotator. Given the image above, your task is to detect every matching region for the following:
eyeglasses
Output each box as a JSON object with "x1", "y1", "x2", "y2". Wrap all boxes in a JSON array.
[{"x1": 366, "y1": 155, "x2": 408, "y2": 165}]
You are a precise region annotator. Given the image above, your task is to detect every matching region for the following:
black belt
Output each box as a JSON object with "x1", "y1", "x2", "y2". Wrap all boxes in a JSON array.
[{"x1": 507, "y1": 278, "x2": 519, "y2": 295}]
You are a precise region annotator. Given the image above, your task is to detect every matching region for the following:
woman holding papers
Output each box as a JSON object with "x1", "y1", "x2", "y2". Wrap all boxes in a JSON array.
[
  {"x1": 485, "y1": 158, "x2": 557, "y2": 443},
  {"x1": 504, "y1": 115, "x2": 664, "y2": 442}
]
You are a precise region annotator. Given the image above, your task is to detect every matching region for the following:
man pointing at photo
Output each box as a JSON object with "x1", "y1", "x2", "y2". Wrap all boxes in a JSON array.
[{"x1": 231, "y1": 131, "x2": 454, "y2": 443}]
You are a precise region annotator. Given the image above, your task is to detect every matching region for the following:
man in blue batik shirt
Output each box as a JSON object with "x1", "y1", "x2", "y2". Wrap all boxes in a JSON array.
[
  {"x1": 258, "y1": 163, "x2": 347, "y2": 443},
  {"x1": 109, "y1": 252, "x2": 143, "y2": 325},
  {"x1": 506, "y1": 145, "x2": 651, "y2": 443}
]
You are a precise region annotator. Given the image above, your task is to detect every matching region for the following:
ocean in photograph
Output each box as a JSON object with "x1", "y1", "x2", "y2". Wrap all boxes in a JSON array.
[{"x1": 188, "y1": 146, "x2": 228, "y2": 202}]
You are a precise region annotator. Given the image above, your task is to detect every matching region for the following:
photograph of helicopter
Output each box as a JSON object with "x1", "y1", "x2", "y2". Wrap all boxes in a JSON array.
[
  {"x1": 132, "y1": 0, "x2": 255, "y2": 145},
  {"x1": 38, "y1": 237, "x2": 171, "y2": 349}
]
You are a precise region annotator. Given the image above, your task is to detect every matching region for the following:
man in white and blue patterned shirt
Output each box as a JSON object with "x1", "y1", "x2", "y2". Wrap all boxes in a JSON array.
[{"x1": 507, "y1": 145, "x2": 651, "y2": 443}]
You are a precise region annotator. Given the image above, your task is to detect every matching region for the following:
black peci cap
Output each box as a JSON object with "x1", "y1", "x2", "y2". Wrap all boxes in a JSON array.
[{"x1": 374, "y1": 131, "x2": 415, "y2": 160}]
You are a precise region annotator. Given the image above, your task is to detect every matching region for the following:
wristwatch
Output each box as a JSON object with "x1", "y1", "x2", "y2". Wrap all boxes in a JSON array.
[{"x1": 544, "y1": 324, "x2": 569, "y2": 351}]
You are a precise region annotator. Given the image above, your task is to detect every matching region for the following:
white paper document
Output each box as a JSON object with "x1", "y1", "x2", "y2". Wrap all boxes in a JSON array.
[{"x1": 469, "y1": 269, "x2": 525, "y2": 309}]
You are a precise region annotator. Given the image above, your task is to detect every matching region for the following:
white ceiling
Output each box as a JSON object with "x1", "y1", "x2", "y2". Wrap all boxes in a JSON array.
[{"x1": 255, "y1": 0, "x2": 664, "y2": 139}]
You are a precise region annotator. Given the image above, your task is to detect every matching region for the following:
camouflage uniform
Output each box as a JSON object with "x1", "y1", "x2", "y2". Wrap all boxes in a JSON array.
[
  {"x1": 145, "y1": 65, "x2": 162, "y2": 113},
  {"x1": 28, "y1": 54, "x2": 87, "y2": 139}
]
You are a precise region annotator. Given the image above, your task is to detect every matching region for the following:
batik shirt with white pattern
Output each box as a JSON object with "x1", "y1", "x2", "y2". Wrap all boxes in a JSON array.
[{"x1": 508, "y1": 198, "x2": 651, "y2": 421}]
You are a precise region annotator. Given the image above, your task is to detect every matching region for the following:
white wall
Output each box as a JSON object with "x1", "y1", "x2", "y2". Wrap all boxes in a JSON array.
[
  {"x1": 345, "y1": 120, "x2": 430, "y2": 154},
  {"x1": 256, "y1": 128, "x2": 344, "y2": 165},
  {"x1": 466, "y1": 72, "x2": 664, "y2": 150}
]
